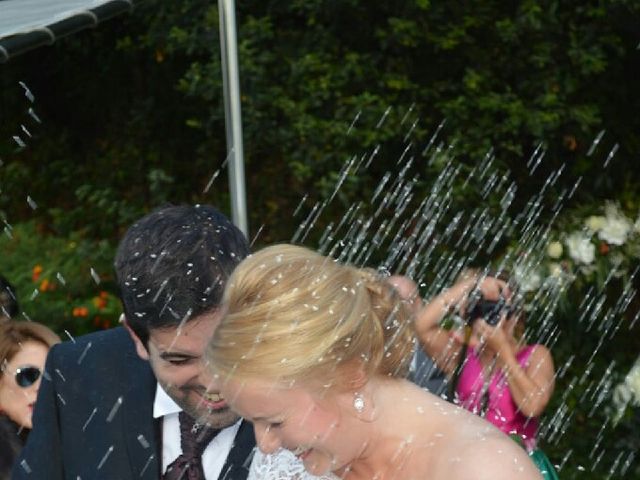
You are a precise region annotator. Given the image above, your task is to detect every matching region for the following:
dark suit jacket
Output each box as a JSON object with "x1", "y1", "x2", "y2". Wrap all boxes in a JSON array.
[
  {"x1": 1, "y1": 416, "x2": 24, "y2": 480},
  {"x1": 410, "y1": 348, "x2": 448, "y2": 397},
  {"x1": 12, "y1": 327, "x2": 255, "y2": 480}
]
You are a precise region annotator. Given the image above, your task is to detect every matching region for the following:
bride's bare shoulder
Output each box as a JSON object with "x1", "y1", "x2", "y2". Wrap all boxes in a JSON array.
[{"x1": 430, "y1": 431, "x2": 542, "y2": 480}]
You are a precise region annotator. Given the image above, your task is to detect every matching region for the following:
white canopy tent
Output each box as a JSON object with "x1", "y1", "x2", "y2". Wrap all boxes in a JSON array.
[
  {"x1": 0, "y1": 0, "x2": 134, "y2": 62},
  {"x1": 0, "y1": 0, "x2": 248, "y2": 236}
]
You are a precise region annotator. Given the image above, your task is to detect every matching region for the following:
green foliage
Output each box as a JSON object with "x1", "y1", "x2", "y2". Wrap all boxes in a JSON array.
[
  {"x1": 0, "y1": 222, "x2": 119, "y2": 335},
  {"x1": 2, "y1": 0, "x2": 638, "y2": 244},
  {"x1": 538, "y1": 277, "x2": 640, "y2": 478}
]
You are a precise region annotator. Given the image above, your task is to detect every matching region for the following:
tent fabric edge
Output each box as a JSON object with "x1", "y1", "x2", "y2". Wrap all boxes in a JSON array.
[{"x1": 0, "y1": 0, "x2": 135, "y2": 63}]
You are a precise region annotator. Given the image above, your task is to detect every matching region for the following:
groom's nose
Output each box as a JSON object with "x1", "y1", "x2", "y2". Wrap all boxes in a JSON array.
[
  {"x1": 255, "y1": 422, "x2": 281, "y2": 454},
  {"x1": 197, "y1": 361, "x2": 221, "y2": 390}
]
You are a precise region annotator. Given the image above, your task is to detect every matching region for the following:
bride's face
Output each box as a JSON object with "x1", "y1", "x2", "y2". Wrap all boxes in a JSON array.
[{"x1": 222, "y1": 377, "x2": 361, "y2": 476}]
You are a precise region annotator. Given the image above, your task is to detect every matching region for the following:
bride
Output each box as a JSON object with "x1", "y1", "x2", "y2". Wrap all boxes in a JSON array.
[{"x1": 207, "y1": 244, "x2": 542, "y2": 480}]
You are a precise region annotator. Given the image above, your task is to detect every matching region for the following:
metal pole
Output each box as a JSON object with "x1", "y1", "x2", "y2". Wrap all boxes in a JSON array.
[{"x1": 218, "y1": 0, "x2": 248, "y2": 237}]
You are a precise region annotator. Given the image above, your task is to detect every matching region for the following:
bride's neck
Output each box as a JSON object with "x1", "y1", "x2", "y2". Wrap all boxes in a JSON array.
[{"x1": 338, "y1": 379, "x2": 427, "y2": 480}]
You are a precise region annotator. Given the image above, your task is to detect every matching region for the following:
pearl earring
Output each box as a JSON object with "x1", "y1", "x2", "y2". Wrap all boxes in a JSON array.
[{"x1": 353, "y1": 392, "x2": 365, "y2": 413}]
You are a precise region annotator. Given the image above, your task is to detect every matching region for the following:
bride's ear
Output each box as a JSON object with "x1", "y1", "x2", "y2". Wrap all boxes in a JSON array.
[
  {"x1": 342, "y1": 363, "x2": 377, "y2": 422},
  {"x1": 348, "y1": 362, "x2": 368, "y2": 391},
  {"x1": 350, "y1": 388, "x2": 377, "y2": 422}
]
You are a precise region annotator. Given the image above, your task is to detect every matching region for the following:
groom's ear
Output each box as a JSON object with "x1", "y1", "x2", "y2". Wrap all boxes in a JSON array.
[{"x1": 123, "y1": 317, "x2": 150, "y2": 361}]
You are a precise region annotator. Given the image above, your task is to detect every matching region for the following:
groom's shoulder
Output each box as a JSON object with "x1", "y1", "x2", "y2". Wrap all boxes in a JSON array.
[{"x1": 49, "y1": 326, "x2": 137, "y2": 368}]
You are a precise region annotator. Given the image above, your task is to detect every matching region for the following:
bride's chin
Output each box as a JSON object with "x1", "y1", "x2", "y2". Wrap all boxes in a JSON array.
[
  {"x1": 302, "y1": 457, "x2": 332, "y2": 477},
  {"x1": 304, "y1": 454, "x2": 342, "y2": 478}
]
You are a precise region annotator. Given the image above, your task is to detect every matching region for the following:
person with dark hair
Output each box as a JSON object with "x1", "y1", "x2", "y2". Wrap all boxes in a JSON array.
[
  {"x1": 14, "y1": 205, "x2": 256, "y2": 480},
  {"x1": 0, "y1": 275, "x2": 20, "y2": 320},
  {"x1": 394, "y1": 271, "x2": 557, "y2": 479},
  {"x1": 389, "y1": 276, "x2": 448, "y2": 396},
  {"x1": 0, "y1": 320, "x2": 60, "y2": 480}
]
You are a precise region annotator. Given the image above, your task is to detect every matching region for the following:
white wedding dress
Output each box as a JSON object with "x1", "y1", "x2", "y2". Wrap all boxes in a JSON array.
[{"x1": 248, "y1": 448, "x2": 339, "y2": 480}]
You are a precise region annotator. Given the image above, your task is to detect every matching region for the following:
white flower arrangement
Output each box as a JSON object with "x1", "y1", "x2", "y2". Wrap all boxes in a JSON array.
[
  {"x1": 585, "y1": 215, "x2": 606, "y2": 233},
  {"x1": 565, "y1": 231, "x2": 596, "y2": 264},
  {"x1": 507, "y1": 202, "x2": 639, "y2": 296},
  {"x1": 546, "y1": 241, "x2": 563, "y2": 259},
  {"x1": 513, "y1": 264, "x2": 542, "y2": 292},
  {"x1": 548, "y1": 202, "x2": 637, "y2": 285},
  {"x1": 598, "y1": 203, "x2": 633, "y2": 246},
  {"x1": 612, "y1": 357, "x2": 640, "y2": 424}
]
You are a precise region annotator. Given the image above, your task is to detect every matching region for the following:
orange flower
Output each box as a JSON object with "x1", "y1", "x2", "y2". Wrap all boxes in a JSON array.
[
  {"x1": 99, "y1": 291, "x2": 109, "y2": 299},
  {"x1": 563, "y1": 135, "x2": 578, "y2": 152},
  {"x1": 32, "y1": 265, "x2": 43, "y2": 282},
  {"x1": 599, "y1": 242, "x2": 610, "y2": 255},
  {"x1": 73, "y1": 306, "x2": 89, "y2": 317},
  {"x1": 93, "y1": 296, "x2": 107, "y2": 309},
  {"x1": 39, "y1": 279, "x2": 50, "y2": 292}
]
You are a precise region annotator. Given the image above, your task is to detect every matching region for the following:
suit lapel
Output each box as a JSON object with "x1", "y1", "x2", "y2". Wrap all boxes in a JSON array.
[
  {"x1": 121, "y1": 346, "x2": 160, "y2": 479},
  {"x1": 113, "y1": 327, "x2": 255, "y2": 480},
  {"x1": 219, "y1": 420, "x2": 256, "y2": 480}
]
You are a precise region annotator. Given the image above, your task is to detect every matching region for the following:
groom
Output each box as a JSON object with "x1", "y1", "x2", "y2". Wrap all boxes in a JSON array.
[{"x1": 14, "y1": 205, "x2": 256, "y2": 480}]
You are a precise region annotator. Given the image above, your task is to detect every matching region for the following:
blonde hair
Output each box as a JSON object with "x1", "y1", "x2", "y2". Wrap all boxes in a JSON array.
[{"x1": 208, "y1": 244, "x2": 415, "y2": 391}]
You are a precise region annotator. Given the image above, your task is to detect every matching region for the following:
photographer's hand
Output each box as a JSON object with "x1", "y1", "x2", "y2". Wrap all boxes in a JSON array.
[
  {"x1": 475, "y1": 276, "x2": 511, "y2": 304},
  {"x1": 407, "y1": 273, "x2": 478, "y2": 376}
]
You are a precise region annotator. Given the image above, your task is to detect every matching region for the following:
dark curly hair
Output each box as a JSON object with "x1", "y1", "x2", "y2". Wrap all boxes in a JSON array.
[{"x1": 114, "y1": 204, "x2": 250, "y2": 346}]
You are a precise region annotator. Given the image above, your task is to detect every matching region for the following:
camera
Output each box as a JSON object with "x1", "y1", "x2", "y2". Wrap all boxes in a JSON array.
[{"x1": 464, "y1": 293, "x2": 512, "y2": 326}]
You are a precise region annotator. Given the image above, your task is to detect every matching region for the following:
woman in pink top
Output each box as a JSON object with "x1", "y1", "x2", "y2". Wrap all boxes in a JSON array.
[
  {"x1": 390, "y1": 272, "x2": 555, "y2": 451},
  {"x1": 456, "y1": 343, "x2": 541, "y2": 450}
]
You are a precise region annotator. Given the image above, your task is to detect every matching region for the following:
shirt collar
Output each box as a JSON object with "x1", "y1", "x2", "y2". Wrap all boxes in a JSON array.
[{"x1": 153, "y1": 382, "x2": 182, "y2": 418}]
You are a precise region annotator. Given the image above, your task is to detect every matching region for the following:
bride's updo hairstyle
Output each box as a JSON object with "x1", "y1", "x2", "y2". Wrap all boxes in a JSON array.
[{"x1": 207, "y1": 244, "x2": 415, "y2": 391}]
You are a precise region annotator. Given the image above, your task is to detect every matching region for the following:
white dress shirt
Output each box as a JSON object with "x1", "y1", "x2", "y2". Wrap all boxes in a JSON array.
[{"x1": 153, "y1": 384, "x2": 242, "y2": 480}]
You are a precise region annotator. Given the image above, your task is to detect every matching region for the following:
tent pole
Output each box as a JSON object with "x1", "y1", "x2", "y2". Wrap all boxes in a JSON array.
[{"x1": 218, "y1": 0, "x2": 248, "y2": 237}]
